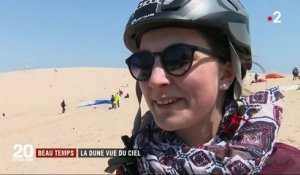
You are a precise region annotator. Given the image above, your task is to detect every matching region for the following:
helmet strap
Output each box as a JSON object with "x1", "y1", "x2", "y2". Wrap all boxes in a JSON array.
[
  {"x1": 229, "y1": 40, "x2": 243, "y2": 99},
  {"x1": 131, "y1": 81, "x2": 142, "y2": 138}
]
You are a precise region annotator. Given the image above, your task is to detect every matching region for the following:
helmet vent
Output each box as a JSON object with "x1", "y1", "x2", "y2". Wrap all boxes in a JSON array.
[
  {"x1": 236, "y1": 0, "x2": 245, "y2": 9},
  {"x1": 227, "y1": 0, "x2": 239, "y2": 11},
  {"x1": 161, "y1": 0, "x2": 190, "y2": 11}
]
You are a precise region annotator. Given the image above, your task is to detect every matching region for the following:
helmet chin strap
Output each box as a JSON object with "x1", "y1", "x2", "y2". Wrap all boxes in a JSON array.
[
  {"x1": 229, "y1": 40, "x2": 243, "y2": 99},
  {"x1": 132, "y1": 81, "x2": 142, "y2": 138}
]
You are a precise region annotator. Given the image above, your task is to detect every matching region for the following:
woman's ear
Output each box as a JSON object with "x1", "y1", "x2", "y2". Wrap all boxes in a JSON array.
[{"x1": 219, "y1": 62, "x2": 235, "y2": 91}]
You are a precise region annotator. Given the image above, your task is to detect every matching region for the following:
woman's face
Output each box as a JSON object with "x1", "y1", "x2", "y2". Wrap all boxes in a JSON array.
[{"x1": 139, "y1": 27, "x2": 234, "y2": 142}]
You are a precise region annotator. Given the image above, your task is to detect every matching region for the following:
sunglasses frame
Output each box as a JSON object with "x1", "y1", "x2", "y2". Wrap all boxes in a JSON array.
[{"x1": 125, "y1": 43, "x2": 222, "y2": 81}]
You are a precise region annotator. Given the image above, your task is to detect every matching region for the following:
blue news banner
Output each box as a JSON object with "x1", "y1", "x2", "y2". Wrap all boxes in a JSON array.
[{"x1": 78, "y1": 149, "x2": 141, "y2": 158}]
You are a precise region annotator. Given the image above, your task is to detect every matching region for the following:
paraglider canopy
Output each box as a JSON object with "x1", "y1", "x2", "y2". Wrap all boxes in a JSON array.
[
  {"x1": 265, "y1": 73, "x2": 284, "y2": 79},
  {"x1": 77, "y1": 100, "x2": 112, "y2": 107}
]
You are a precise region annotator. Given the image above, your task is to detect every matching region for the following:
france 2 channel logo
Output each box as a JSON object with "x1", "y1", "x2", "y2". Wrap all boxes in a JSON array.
[{"x1": 267, "y1": 11, "x2": 282, "y2": 23}]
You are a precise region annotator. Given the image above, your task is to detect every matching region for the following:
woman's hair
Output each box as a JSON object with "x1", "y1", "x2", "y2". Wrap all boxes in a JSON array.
[
  {"x1": 199, "y1": 28, "x2": 248, "y2": 79},
  {"x1": 199, "y1": 28, "x2": 231, "y2": 64},
  {"x1": 198, "y1": 28, "x2": 251, "y2": 103}
]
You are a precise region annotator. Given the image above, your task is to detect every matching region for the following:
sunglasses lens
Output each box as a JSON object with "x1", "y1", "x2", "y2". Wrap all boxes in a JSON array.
[
  {"x1": 163, "y1": 44, "x2": 194, "y2": 75},
  {"x1": 127, "y1": 52, "x2": 154, "y2": 81},
  {"x1": 126, "y1": 44, "x2": 195, "y2": 81}
]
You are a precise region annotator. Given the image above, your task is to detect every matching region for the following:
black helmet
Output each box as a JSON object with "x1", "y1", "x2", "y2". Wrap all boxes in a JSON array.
[{"x1": 124, "y1": 0, "x2": 252, "y2": 70}]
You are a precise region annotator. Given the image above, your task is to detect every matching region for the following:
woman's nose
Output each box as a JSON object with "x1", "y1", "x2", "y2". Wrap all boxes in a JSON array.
[{"x1": 148, "y1": 58, "x2": 172, "y2": 89}]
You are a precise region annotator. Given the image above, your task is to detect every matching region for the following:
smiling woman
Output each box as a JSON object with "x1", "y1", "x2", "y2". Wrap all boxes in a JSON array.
[
  {"x1": 105, "y1": 0, "x2": 288, "y2": 174},
  {"x1": 138, "y1": 27, "x2": 229, "y2": 138}
]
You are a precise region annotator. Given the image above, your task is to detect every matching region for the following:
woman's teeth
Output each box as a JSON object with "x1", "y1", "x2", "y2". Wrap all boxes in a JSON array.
[{"x1": 156, "y1": 98, "x2": 177, "y2": 105}]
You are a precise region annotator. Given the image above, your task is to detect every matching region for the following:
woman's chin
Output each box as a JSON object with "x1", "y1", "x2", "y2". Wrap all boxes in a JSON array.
[{"x1": 153, "y1": 114, "x2": 188, "y2": 131}]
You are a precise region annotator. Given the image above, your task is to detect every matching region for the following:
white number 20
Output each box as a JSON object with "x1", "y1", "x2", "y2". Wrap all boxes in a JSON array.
[{"x1": 13, "y1": 144, "x2": 34, "y2": 159}]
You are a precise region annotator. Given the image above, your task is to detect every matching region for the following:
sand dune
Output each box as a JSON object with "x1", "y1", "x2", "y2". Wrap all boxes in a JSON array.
[{"x1": 0, "y1": 68, "x2": 299, "y2": 174}]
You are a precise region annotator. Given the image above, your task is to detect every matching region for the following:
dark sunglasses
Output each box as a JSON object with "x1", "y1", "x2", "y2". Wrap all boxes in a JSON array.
[{"x1": 125, "y1": 43, "x2": 222, "y2": 81}]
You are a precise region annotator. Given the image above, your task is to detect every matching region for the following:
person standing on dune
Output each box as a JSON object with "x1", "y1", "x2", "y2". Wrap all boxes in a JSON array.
[
  {"x1": 292, "y1": 67, "x2": 299, "y2": 80},
  {"x1": 61, "y1": 100, "x2": 66, "y2": 114}
]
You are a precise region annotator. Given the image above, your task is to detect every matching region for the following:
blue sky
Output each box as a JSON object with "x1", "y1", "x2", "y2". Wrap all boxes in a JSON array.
[{"x1": 0, "y1": 0, "x2": 299, "y2": 73}]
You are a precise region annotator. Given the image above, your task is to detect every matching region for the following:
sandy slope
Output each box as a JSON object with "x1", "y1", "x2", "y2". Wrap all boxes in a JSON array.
[{"x1": 0, "y1": 68, "x2": 299, "y2": 174}]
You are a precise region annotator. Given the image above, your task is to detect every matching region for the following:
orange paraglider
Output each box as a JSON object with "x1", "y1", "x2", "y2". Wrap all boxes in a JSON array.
[{"x1": 265, "y1": 73, "x2": 285, "y2": 79}]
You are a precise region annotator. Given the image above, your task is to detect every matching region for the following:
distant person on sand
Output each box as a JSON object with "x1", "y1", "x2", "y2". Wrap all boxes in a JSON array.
[
  {"x1": 115, "y1": 93, "x2": 121, "y2": 108},
  {"x1": 292, "y1": 67, "x2": 299, "y2": 80},
  {"x1": 61, "y1": 100, "x2": 66, "y2": 114},
  {"x1": 2, "y1": 113, "x2": 5, "y2": 117},
  {"x1": 124, "y1": 93, "x2": 129, "y2": 99},
  {"x1": 110, "y1": 95, "x2": 115, "y2": 109},
  {"x1": 119, "y1": 89, "x2": 123, "y2": 97},
  {"x1": 113, "y1": 94, "x2": 118, "y2": 109},
  {"x1": 254, "y1": 73, "x2": 259, "y2": 82}
]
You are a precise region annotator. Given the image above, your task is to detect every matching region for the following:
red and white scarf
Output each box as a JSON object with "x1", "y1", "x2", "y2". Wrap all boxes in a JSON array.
[{"x1": 134, "y1": 87, "x2": 284, "y2": 174}]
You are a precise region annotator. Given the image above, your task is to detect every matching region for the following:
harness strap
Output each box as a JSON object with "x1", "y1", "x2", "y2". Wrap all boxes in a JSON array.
[
  {"x1": 105, "y1": 81, "x2": 143, "y2": 174},
  {"x1": 132, "y1": 81, "x2": 142, "y2": 137},
  {"x1": 229, "y1": 40, "x2": 243, "y2": 99}
]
